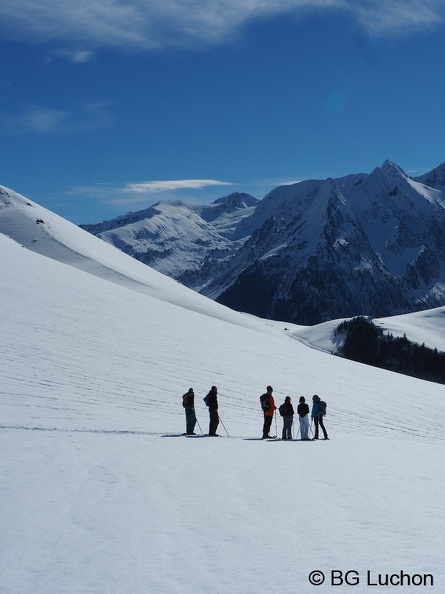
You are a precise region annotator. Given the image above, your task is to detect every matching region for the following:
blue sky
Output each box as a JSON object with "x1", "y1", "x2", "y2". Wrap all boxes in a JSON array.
[{"x1": 1, "y1": 0, "x2": 445, "y2": 224}]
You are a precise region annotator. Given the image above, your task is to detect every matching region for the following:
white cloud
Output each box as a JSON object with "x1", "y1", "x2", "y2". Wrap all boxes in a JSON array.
[
  {"x1": 63, "y1": 179, "x2": 234, "y2": 210},
  {"x1": 0, "y1": 0, "x2": 443, "y2": 51},
  {"x1": 0, "y1": 101, "x2": 113, "y2": 136},
  {"x1": 122, "y1": 180, "x2": 233, "y2": 193},
  {"x1": 352, "y1": 0, "x2": 444, "y2": 36}
]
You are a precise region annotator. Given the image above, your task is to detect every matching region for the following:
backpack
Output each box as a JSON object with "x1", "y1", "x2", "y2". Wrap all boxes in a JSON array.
[
  {"x1": 260, "y1": 394, "x2": 270, "y2": 411},
  {"x1": 318, "y1": 400, "x2": 327, "y2": 416},
  {"x1": 203, "y1": 394, "x2": 210, "y2": 406},
  {"x1": 279, "y1": 403, "x2": 286, "y2": 417}
]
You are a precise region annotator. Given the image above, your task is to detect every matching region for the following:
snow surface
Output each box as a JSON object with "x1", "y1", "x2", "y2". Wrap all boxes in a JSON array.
[{"x1": 1, "y1": 186, "x2": 445, "y2": 593}]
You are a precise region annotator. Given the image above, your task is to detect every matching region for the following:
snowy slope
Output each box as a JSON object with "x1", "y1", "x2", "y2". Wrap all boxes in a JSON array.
[
  {"x1": 1, "y1": 189, "x2": 445, "y2": 593},
  {"x1": 0, "y1": 186, "x2": 263, "y2": 328},
  {"x1": 287, "y1": 307, "x2": 445, "y2": 355}
]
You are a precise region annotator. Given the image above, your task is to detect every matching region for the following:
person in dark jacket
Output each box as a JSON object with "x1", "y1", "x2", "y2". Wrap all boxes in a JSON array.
[
  {"x1": 204, "y1": 385, "x2": 219, "y2": 436},
  {"x1": 311, "y1": 394, "x2": 328, "y2": 440},
  {"x1": 182, "y1": 388, "x2": 197, "y2": 435},
  {"x1": 280, "y1": 396, "x2": 294, "y2": 440},
  {"x1": 261, "y1": 385, "x2": 276, "y2": 439},
  {"x1": 297, "y1": 396, "x2": 310, "y2": 440}
]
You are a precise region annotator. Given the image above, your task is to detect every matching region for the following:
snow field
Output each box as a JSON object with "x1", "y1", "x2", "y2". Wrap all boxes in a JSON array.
[
  {"x1": 1, "y1": 195, "x2": 445, "y2": 593},
  {"x1": 1, "y1": 430, "x2": 443, "y2": 594}
]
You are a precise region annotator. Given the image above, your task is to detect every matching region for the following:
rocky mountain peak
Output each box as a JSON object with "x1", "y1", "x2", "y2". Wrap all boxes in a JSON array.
[
  {"x1": 212, "y1": 192, "x2": 259, "y2": 210},
  {"x1": 80, "y1": 160, "x2": 445, "y2": 324}
]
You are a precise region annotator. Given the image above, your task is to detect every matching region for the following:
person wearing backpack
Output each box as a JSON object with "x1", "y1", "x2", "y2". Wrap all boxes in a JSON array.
[
  {"x1": 182, "y1": 388, "x2": 197, "y2": 435},
  {"x1": 297, "y1": 396, "x2": 310, "y2": 440},
  {"x1": 311, "y1": 394, "x2": 328, "y2": 440},
  {"x1": 279, "y1": 396, "x2": 294, "y2": 440},
  {"x1": 260, "y1": 385, "x2": 276, "y2": 439},
  {"x1": 204, "y1": 385, "x2": 219, "y2": 436}
]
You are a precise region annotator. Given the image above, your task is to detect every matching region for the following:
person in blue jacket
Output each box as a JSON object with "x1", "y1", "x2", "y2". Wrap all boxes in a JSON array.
[{"x1": 311, "y1": 394, "x2": 328, "y2": 440}]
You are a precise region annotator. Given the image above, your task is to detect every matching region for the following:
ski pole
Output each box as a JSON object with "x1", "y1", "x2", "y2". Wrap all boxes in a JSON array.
[
  {"x1": 274, "y1": 410, "x2": 278, "y2": 437},
  {"x1": 218, "y1": 414, "x2": 229, "y2": 437},
  {"x1": 196, "y1": 416, "x2": 203, "y2": 436}
]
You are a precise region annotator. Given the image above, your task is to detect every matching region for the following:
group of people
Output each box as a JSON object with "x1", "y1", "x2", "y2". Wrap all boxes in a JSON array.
[
  {"x1": 261, "y1": 385, "x2": 328, "y2": 440},
  {"x1": 182, "y1": 386, "x2": 220, "y2": 436},
  {"x1": 182, "y1": 385, "x2": 329, "y2": 440}
]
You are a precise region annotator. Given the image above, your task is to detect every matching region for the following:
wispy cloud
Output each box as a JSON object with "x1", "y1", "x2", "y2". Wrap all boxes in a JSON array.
[
  {"x1": 122, "y1": 180, "x2": 233, "y2": 193},
  {"x1": 0, "y1": 0, "x2": 444, "y2": 52},
  {"x1": 3, "y1": 106, "x2": 70, "y2": 135},
  {"x1": 0, "y1": 101, "x2": 113, "y2": 136},
  {"x1": 46, "y1": 49, "x2": 96, "y2": 64},
  {"x1": 352, "y1": 0, "x2": 444, "y2": 36},
  {"x1": 64, "y1": 179, "x2": 234, "y2": 210}
]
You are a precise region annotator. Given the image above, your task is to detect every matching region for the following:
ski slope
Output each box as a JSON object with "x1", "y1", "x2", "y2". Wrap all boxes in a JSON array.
[{"x1": 1, "y1": 186, "x2": 445, "y2": 593}]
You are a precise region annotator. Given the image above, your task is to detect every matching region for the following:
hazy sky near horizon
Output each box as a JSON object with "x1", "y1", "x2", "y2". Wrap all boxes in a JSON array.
[{"x1": 1, "y1": 0, "x2": 445, "y2": 223}]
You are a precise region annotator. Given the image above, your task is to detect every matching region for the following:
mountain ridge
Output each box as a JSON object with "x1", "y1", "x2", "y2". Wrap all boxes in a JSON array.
[
  {"x1": 80, "y1": 160, "x2": 445, "y2": 324},
  {"x1": 9, "y1": 159, "x2": 445, "y2": 325},
  {"x1": 213, "y1": 161, "x2": 445, "y2": 323}
]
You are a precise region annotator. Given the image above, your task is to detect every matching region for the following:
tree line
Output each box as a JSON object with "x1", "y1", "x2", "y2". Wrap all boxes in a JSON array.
[{"x1": 335, "y1": 316, "x2": 445, "y2": 384}]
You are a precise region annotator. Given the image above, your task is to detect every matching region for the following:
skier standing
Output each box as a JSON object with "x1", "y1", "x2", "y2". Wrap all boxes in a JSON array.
[
  {"x1": 260, "y1": 385, "x2": 276, "y2": 439},
  {"x1": 311, "y1": 394, "x2": 328, "y2": 440},
  {"x1": 204, "y1": 386, "x2": 219, "y2": 436},
  {"x1": 297, "y1": 396, "x2": 310, "y2": 440},
  {"x1": 280, "y1": 396, "x2": 294, "y2": 440},
  {"x1": 182, "y1": 388, "x2": 197, "y2": 435}
]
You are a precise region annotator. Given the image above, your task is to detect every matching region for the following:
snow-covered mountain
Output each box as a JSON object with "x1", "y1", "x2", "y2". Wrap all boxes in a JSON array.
[
  {"x1": 213, "y1": 160, "x2": 445, "y2": 323},
  {"x1": 1, "y1": 185, "x2": 445, "y2": 593},
  {"x1": 414, "y1": 160, "x2": 445, "y2": 194},
  {"x1": 81, "y1": 161, "x2": 445, "y2": 325},
  {"x1": 80, "y1": 192, "x2": 259, "y2": 291}
]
